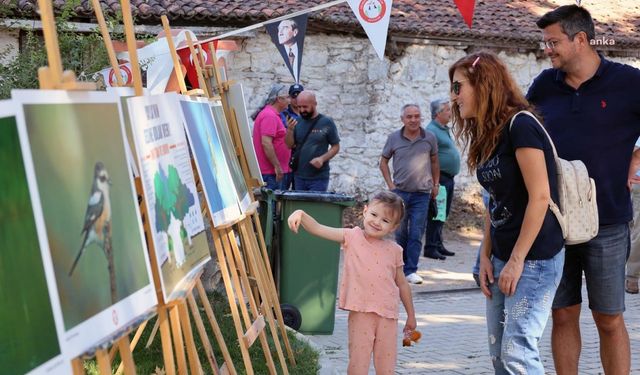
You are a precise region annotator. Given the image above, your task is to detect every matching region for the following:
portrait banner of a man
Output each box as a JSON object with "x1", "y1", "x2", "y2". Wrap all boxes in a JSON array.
[{"x1": 265, "y1": 14, "x2": 309, "y2": 83}]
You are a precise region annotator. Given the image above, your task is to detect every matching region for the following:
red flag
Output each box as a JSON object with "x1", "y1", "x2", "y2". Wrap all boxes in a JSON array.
[{"x1": 454, "y1": 0, "x2": 476, "y2": 28}]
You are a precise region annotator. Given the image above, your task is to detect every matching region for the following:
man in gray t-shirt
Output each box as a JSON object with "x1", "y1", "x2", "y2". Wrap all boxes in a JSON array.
[{"x1": 380, "y1": 104, "x2": 440, "y2": 284}]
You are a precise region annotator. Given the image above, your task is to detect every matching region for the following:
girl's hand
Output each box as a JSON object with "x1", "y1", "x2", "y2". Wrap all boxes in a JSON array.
[
  {"x1": 288, "y1": 210, "x2": 304, "y2": 233},
  {"x1": 403, "y1": 315, "x2": 417, "y2": 334},
  {"x1": 479, "y1": 254, "x2": 494, "y2": 299},
  {"x1": 499, "y1": 258, "x2": 524, "y2": 296}
]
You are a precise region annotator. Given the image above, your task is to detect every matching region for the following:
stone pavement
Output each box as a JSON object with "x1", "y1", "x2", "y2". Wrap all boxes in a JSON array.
[{"x1": 306, "y1": 233, "x2": 640, "y2": 374}]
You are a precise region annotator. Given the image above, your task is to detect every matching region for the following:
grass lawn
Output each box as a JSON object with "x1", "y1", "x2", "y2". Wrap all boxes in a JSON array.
[{"x1": 85, "y1": 291, "x2": 319, "y2": 374}]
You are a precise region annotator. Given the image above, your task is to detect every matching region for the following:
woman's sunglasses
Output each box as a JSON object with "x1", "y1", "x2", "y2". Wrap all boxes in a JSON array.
[{"x1": 451, "y1": 79, "x2": 469, "y2": 96}]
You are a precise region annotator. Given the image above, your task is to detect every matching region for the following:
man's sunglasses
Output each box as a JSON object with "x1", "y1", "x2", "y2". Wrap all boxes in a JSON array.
[{"x1": 451, "y1": 79, "x2": 469, "y2": 96}]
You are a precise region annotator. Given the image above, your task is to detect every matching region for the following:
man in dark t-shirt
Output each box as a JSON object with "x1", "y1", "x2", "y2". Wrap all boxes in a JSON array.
[
  {"x1": 285, "y1": 90, "x2": 340, "y2": 191},
  {"x1": 527, "y1": 5, "x2": 640, "y2": 374}
]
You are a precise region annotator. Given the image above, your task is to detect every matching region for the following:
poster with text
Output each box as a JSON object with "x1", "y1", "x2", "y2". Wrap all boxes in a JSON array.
[
  {"x1": 127, "y1": 92, "x2": 211, "y2": 302},
  {"x1": 12, "y1": 90, "x2": 157, "y2": 358},
  {"x1": 179, "y1": 96, "x2": 242, "y2": 227},
  {"x1": 0, "y1": 102, "x2": 71, "y2": 375},
  {"x1": 210, "y1": 101, "x2": 252, "y2": 212},
  {"x1": 227, "y1": 83, "x2": 264, "y2": 186}
]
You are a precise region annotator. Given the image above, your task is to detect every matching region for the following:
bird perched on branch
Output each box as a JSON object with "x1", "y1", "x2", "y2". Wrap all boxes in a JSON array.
[{"x1": 69, "y1": 162, "x2": 112, "y2": 276}]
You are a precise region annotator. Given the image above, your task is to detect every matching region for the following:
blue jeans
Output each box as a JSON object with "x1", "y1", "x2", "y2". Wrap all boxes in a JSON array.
[
  {"x1": 394, "y1": 190, "x2": 430, "y2": 275},
  {"x1": 262, "y1": 173, "x2": 292, "y2": 191},
  {"x1": 424, "y1": 174, "x2": 455, "y2": 253},
  {"x1": 552, "y1": 223, "x2": 629, "y2": 314},
  {"x1": 293, "y1": 176, "x2": 329, "y2": 192},
  {"x1": 486, "y1": 250, "x2": 564, "y2": 374}
]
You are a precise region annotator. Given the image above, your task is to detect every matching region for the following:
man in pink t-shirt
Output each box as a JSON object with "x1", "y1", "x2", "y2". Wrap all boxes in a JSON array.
[{"x1": 251, "y1": 84, "x2": 294, "y2": 190}]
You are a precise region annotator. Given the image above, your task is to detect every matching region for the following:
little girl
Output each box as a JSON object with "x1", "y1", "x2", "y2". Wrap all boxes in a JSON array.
[{"x1": 288, "y1": 190, "x2": 417, "y2": 374}]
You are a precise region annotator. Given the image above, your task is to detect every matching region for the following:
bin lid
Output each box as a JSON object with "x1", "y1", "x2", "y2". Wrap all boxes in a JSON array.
[{"x1": 275, "y1": 191, "x2": 355, "y2": 205}]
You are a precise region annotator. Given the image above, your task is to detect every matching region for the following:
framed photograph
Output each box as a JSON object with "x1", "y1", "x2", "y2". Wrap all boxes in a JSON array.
[
  {"x1": 12, "y1": 90, "x2": 157, "y2": 358},
  {"x1": 179, "y1": 96, "x2": 242, "y2": 227},
  {"x1": 210, "y1": 101, "x2": 252, "y2": 212},
  {"x1": 0, "y1": 101, "x2": 71, "y2": 374},
  {"x1": 127, "y1": 92, "x2": 211, "y2": 302},
  {"x1": 227, "y1": 83, "x2": 264, "y2": 186}
]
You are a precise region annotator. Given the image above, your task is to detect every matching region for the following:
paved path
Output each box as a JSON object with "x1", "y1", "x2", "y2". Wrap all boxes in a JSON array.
[{"x1": 306, "y1": 234, "x2": 640, "y2": 374}]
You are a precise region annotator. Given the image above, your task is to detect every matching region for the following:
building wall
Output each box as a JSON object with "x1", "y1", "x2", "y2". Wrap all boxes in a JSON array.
[
  {"x1": 0, "y1": 29, "x2": 19, "y2": 64},
  {"x1": 2, "y1": 27, "x2": 639, "y2": 199}
]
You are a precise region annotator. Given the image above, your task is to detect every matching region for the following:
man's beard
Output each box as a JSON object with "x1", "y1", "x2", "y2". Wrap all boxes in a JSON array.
[{"x1": 300, "y1": 111, "x2": 313, "y2": 120}]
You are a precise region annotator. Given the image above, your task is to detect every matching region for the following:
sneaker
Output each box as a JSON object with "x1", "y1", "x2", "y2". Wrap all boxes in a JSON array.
[
  {"x1": 626, "y1": 277, "x2": 639, "y2": 294},
  {"x1": 406, "y1": 273, "x2": 423, "y2": 284}
]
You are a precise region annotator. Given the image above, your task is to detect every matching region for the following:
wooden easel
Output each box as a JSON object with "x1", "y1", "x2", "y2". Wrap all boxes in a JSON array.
[
  {"x1": 202, "y1": 40, "x2": 296, "y2": 367},
  {"x1": 162, "y1": 17, "x2": 289, "y2": 374},
  {"x1": 35, "y1": 0, "x2": 139, "y2": 373},
  {"x1": 109, "y1": 3, "x2": 239, "y2": 375}
]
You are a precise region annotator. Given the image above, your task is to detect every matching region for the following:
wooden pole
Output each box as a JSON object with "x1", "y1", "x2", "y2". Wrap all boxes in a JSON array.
[
  {"x1": 37, "y1": 0, "x2": 63, "y2": 85},
  {"x1": 90, "y1": 0, "x2": 124, "y2": 86},
  {"x1": 160, "y1": 16, "x2": 187, "y2": 94},
  {"x1": 120, "y1": 0, "x2": 143, "y2": 96},
  {"x1": 185, "y1": 33, "x2": 210, "y2": 97}
]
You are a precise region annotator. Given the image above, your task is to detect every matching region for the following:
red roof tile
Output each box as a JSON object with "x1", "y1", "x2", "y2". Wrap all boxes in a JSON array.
[{"x1": 9, "y1": 0, "x2": 640, "y2": 48}]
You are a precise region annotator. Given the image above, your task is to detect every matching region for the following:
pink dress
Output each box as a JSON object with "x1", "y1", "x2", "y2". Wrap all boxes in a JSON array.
[{"x1": 339, "y1": 227, "x2": 404, "y2": 319}]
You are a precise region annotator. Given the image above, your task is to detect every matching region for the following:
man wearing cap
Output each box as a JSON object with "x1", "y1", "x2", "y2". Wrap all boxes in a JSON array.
[
  {"x1": 280, "y1": 83, "x2": 303, "y2": 126},
  {"x1": 285, "y1": 90, "x2": 340, "y2": 191}
]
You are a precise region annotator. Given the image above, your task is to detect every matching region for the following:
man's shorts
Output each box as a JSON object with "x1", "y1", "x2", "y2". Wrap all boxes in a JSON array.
[{"x1": 552, "y1": 223, "x2": 629, "y2": 314}]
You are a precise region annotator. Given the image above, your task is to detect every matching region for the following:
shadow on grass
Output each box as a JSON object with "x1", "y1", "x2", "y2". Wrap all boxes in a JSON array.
[{"x1": 85, "y1": 291, "x2": 319, "y2": 374}]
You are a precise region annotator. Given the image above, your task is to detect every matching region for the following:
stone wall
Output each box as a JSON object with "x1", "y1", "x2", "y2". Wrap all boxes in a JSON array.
[
  {"x1": 0, "y1": 29, "x2": 19, "y2": 64},
  {"x1": 1, "y1": 27, "x2": 639, "y2": 200}
]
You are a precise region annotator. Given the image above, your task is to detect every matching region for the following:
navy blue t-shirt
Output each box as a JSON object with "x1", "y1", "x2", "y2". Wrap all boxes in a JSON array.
[
  {"x1": 293, "y1": 114, "x2": 340, "y2": 180},
  {"x1": 527, "y1": 56, "x2": 640, "y2": 224},
  {"x1": 477, "y1": 114, "x2": 564, "y2": 261}
]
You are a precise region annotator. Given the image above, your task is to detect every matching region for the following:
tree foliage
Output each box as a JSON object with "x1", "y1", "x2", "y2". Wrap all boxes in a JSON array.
[
  {"x1": 153, "y1": 164, "x2": 195, "y2": 233},
  {"x1": 0, "y1": 0, "x2": 121, "y2": 99}
]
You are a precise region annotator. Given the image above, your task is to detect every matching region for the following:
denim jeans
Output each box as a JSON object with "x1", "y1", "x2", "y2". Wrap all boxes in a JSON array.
[
  {"x1": 262, "y1": 173, "x2": 292, "y2": 191},
  {"x1": 393, "y1": 190, "x2": 430, "y2": 275},
  {"x1": 293, "y1": 176, "x2": 329, "y2": 192},
  {"x1": 486, "y1": 250, "x2": 564, "y2": 375},
  {"x1": 424, "y1": 174, "x2": 454, "y2": 253}
]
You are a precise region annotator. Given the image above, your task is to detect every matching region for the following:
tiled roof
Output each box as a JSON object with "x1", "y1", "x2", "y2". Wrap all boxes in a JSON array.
[{"x1": 8, "y1": 0, "x2": 640, "y2": 48}]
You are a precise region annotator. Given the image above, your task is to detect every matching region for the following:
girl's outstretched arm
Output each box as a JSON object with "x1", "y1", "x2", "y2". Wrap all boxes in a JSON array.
[
  {"x1": 395, "y1": 267, "x2": 416, "y2": 334},
  {"x1": 288, "y1": 209, "x2": 345, "y2": 243}
]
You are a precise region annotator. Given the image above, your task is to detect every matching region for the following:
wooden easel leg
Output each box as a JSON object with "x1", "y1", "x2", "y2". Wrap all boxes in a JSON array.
[
  {"x1": 222, "y1": 227, "x2": 278, "y2": 375},
  {"x1": 193, "y1": 281, "x2": 238, "y2": 375},
  {"x1": 169, "y1": 305, "x2": 188, "y2": 375},
  {"x1": 117, "y1": 336, "x2": 137, "y2": 375},
  {"x1": 178, "y1": 300, "x2": 203, "y2": 375},
  {"x1": 237, "y1": 220, "x2": 289, "y2": 375},
  {"x1": 251, "y1": 213, "x2": 296, "y2": 365},
  {"x1": 96, "y1": 349, "x2": 111, "y2": 375},
  {"x1": 211, "y1": 229, "x2": 254, "y2": 375},
  {"x1": 114, "y1": 320, "x2": 149, "y2": 375},
  {"x1": 159, "y1": 307, "x2": 177, "y2": 375},
  {"x1": 186, "y1": 292, "x2": 221, "y2": 375}
]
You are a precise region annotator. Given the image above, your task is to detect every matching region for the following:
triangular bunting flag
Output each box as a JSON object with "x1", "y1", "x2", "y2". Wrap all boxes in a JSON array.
[
  {"x1": 454, "y1": 0, "x2": 476, "y2": 29},
  {"x1": 265, "y1": 14, "x2": 309, "y2": 83},
  {"x1": 347, "y1": 0, "x2": 393, "y2": 60}
]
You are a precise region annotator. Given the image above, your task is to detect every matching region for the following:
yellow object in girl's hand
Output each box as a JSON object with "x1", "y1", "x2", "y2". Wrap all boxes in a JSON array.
[{"x1": 402, "y1": 330, "x2": 421, "y2": 347}]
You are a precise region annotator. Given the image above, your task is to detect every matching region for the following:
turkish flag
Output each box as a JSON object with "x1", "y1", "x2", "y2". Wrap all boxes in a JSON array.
[
  {"x1": 454, "y1": 0, "x2": 476, "y2": 28},
  {"x1": 176, "y1": 41, "x2": 217, "y2": 89}
]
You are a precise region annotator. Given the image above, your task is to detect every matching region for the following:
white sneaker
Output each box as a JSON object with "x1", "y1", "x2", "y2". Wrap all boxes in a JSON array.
[{"x1": 406, "y1": 273, "x2": 423, "y2": 284}]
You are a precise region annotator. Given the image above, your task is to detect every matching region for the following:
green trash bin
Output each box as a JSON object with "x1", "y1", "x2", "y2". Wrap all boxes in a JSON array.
[{"x1": 276, "y1": 191, "x2": 355, "y2": 335}]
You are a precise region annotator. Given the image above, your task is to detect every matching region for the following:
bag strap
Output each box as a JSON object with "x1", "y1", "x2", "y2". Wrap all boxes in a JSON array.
[
  {"x1": 509, "y1": 110, "x2": 559, "y2": 160},
  {"x1": 508, "y1": 110, "x2": 565, "y2": 225},
  {"x1": 296, "y1": 114, "x2": 322, "y2": 150}
]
